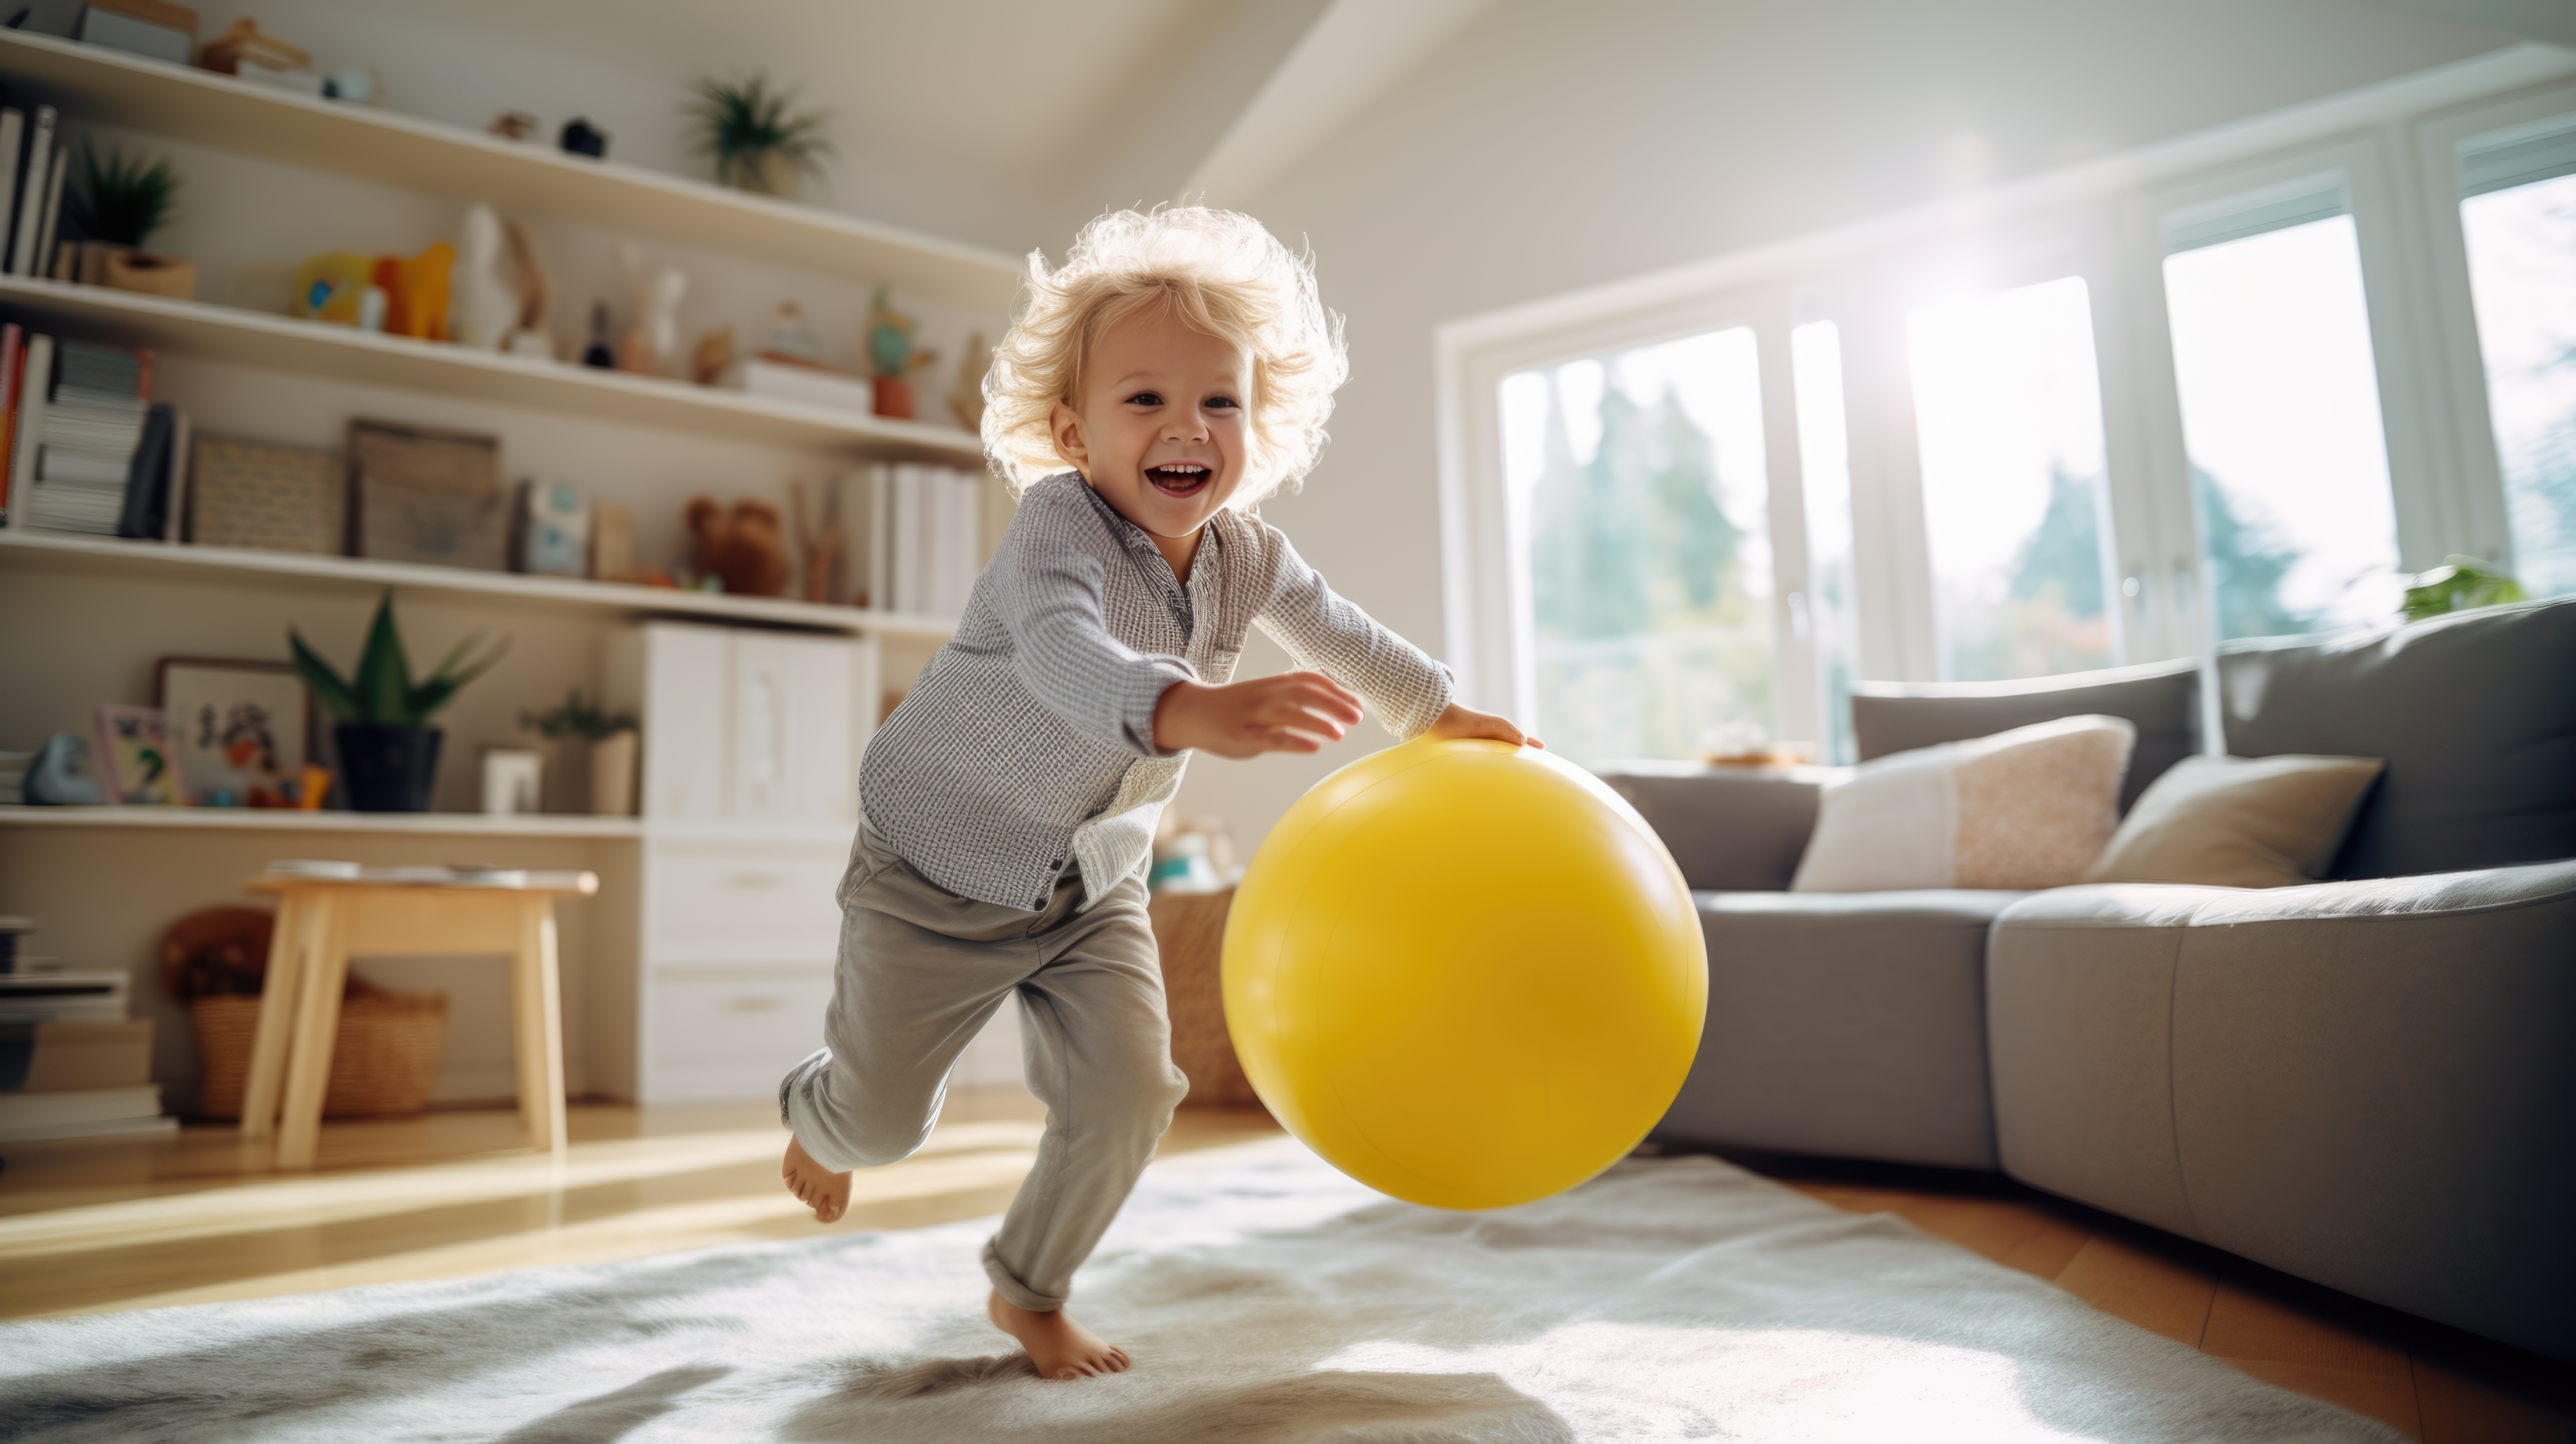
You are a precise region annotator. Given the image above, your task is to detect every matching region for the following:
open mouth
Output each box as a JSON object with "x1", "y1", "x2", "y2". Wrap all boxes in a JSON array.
[{"x1": 1146, "y1": 462, "x2": 1211, "y2": 499}]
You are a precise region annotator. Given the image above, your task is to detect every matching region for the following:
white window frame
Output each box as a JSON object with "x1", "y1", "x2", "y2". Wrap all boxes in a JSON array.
[
  {"x1": 2408, "y1": 76, "x2": 2576, "y2": 576},
  {"x1": 1436, "y1": 46, "x2": 2576, "y2": 741}
]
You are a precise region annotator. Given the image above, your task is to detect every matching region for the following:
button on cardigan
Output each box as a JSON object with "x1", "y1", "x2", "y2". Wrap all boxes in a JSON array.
[{"x1": 858, "y1": 472, "x2": 1454, "y2": 911}]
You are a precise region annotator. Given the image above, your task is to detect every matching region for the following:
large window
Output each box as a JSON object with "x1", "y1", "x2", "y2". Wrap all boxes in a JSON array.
[
  {"x1": 1907, "y1": 276, "x2": 2116, "y2": 681},
  {"x1": 1500, "y1": 327, "x2": 1772, "y2": 764},
  {"x1": 1447, "y1": 63, "x2": 2576, "y2": 753},
  {"x1": 2163, "y1": 203, "x2": 2401, "y2": 639},
  {"x1": 2458, "y1": 124, "x2": 2576, "y2": 599}
]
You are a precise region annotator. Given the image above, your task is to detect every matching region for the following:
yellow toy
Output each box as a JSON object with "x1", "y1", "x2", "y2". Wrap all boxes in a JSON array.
[
  {"x1": 1222, "y1": 737, "x2": 1707, "y2": 1210},
  {"x1": 291, "y1": 250, "x2": 376, "y2": 326}
]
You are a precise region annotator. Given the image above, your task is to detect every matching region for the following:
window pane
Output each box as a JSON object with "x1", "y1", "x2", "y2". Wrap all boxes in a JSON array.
[
  {"x1": 1504, "y1": 328, "x2": 1772, "y2": 764},
  {"x1": 1792, "y1": 320, "x2": 1860, "y2": 763},
  {"x1": 2162, "y1": 215, "x2": 2401, "y2": 638},
  {"x1": 2461, "y1": 169, "x2": 2576, "y2": 598},
  {"x1": 1908, "y1": 276, "x2": 2115, "y2": 681}
]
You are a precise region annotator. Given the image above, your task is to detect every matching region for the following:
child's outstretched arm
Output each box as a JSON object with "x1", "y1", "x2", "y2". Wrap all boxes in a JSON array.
[
  {"x1": 1247, "y1": 524, "x2": 1542, "y2": 750},
  {"x1": 1153, "y1": 673, "x2": 1365, "y2": 758}
]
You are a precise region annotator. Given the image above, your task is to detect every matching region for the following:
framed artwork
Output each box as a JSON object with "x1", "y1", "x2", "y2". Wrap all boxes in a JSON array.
[
  {"x1": 349, "y1": 418, "x2": 506, "y2": 570},
  {"x1": 91, "y1": 704, "x2": 178, "y2": 805},
  {"x1": 155, "y1": 657, "x2": 309, "y2": 807}
]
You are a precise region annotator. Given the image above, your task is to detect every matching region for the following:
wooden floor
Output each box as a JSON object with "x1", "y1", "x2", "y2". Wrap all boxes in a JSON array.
[{"x1": 2, "y1": 1102, "x2": 2567, "y2": 1441}]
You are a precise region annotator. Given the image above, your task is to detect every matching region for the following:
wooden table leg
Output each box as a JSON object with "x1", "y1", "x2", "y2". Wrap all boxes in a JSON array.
[
  {"x1": 274, "y1": 895, "x2": 350, "y2": 1170},
  {"x1": 238, "y1": 893, "x2": 309, "y2": 1140},
  {"x1": 513, "y1": 895, "x2": 568, "y2": 1158}
]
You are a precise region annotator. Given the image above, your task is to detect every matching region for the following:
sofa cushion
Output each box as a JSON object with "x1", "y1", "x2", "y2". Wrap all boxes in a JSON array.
[
  {"x1": 2216, "y1": 597, "x2": 2576, "y2": 879},
  {"x1": 1652, "y1": 889, "x2": 2024, "y2": 1170},
  {"x1": 1850, "y1": 657, "x2": 2199, "y2": 814},
  {"x1": 2083, "y1": 753, "x2": 2384, "y2": 889},
  {"x1": 1791, "y1": 716, "x2": 2133, "y2": 892}
]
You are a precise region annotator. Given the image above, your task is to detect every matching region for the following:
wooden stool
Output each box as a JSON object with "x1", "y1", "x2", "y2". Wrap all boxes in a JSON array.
[{"x1": 238, "y1": 870, "x2": 598, "y2": 1170}]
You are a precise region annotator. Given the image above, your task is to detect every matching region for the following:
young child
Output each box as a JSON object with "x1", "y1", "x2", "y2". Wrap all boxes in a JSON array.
[{"x1": 777, "y1": 206, "x2": 1537, "y2": 1381}]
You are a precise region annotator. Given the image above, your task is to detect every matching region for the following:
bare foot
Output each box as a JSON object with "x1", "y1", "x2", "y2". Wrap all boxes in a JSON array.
[
  {"x1": 987, "y1": 1290, "x2": 1131, "y2": 1380},
  {"x1": 780, "y1": 1134, "x2": 851, "y2": 1223}
]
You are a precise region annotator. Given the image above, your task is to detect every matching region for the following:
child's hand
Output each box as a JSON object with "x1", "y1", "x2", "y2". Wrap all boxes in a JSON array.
[
  {"x1": 1428, "y1": 702, "x2": 1543, "y2": 749},
  {"x1": 1154, "y1": 673, "x2": 1365, "y2": 759}
]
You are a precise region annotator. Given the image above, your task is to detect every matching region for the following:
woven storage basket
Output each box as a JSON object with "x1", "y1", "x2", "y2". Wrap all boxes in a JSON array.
[
  {"x1": 1148, "y1": 886, "x2": 1265, "y2": 1110},
  {"x1": 192, "y1": 990, "x2": 449, "y2": 1119}
]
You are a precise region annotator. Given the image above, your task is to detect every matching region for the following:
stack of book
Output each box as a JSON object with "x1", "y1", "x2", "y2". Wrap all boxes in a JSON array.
[
  {"x1": 0, "y1": 328, "x2": 189, "y2": 537},
  {"x1": 0, "y1": 968, "x2": 169, "y2": 1144},
  {"x1": 867, "y1": 463, "x2": 990, "y2": 618},
  {"x1": 0, "y1": 103, "x2": 68, "y2": 283}
]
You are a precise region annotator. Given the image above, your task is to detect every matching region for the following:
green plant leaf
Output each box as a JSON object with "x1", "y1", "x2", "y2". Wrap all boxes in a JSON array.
[
  {"x1": 406, "y1": 633, "x2": 510, "y2": 720},
  {"x1": 67, "y1": 138, "x2": 180, "y2": 249},
  {"x1": 288, "y1": 629, "x2": 361, "y2": 722},
  {"x1": 353, "y1": 589, "x2": 415, "y2": 725}
]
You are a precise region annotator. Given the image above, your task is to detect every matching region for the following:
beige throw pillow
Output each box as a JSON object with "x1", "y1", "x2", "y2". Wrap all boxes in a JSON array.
[
  {"x1": 1789, "y1": 714, "x2": 2135, "y2": 892},
  {"x1": 2082, "y1": 753, "x2": 2384, "y2": 888}
]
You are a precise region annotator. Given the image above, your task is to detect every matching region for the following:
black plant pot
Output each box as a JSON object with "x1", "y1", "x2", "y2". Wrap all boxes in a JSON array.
[{"x1": 334, "y1": 724, "x2": 443, "y2": 813}]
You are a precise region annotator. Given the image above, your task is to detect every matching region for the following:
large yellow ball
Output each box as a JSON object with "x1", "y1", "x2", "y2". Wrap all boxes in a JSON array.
[{"x1": 1221, "y1": 737, "x2": 1708, "y2": 1210}]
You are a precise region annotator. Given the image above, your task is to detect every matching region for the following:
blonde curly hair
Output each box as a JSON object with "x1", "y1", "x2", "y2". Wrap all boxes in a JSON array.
[{"x1": 980, "y1": 207, "x2": 1347, "y2": 507}]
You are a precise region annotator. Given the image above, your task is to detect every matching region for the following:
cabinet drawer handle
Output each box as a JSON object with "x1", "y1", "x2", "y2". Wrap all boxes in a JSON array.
[{"x1": 724, "y1": 995, "x2": 786, "y2": 1013}]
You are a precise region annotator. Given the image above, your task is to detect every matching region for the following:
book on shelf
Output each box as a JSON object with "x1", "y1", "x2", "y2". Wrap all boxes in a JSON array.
[
  {"x1": 0, "y1": 969, "x2": 133, "y2": 1022},
  {"x1": 0, "y1": 974, "x2": 169, "y2": 1141},
  {"x1": 0, "y1": 334, "x2": 189, "y2": 538},
  {"x1": 0, "y1": 108, "x2": 22, "y2": 274},
  {"x1": 0, "y1": 1084, "x2": 173, "y2": 1142},
  {"x1": 1, "y1": 1018, "x2": 153, "y2": 1093},
  {"x1": 860, "y1": 462, "x2": 989, "y2": 618},
  {"x1": 6, "y1": 105, "x2": 53, "y2": 278}
]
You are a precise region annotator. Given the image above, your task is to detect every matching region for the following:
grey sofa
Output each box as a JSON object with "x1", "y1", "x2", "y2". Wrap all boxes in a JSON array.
[{"x1": 1603, "y1": 598, "x2": 2576, "y2": 1360}]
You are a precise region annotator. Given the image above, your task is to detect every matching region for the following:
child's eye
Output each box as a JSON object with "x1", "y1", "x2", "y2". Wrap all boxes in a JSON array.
[
  {"x1": 1126, "y1": 392, "x2": 1162, "y2": 407},
  {"x1": 1205, "y1": 396, "x2": 1240, "y2": 410}
]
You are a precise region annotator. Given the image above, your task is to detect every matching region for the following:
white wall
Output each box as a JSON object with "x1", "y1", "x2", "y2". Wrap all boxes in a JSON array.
[{"x1": 1168, "y1": 0, "x2": 2521, "y2": 856}]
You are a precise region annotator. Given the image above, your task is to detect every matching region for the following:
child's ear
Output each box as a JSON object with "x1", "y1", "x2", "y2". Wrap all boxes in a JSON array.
[{"x1": 1050, "y1": 400, "x2": 1089, "y2": 474}]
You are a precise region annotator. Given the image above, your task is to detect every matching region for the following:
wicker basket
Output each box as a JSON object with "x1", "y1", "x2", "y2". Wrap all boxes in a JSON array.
[{"x1": 192, "y1": 990, "x2": 450, "y2": 1119}]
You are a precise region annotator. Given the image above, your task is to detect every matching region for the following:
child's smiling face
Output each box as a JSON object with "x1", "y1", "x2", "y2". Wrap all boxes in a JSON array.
[{"x1": 1050, "y1": 304, "x2": 1250, "y2": 567}]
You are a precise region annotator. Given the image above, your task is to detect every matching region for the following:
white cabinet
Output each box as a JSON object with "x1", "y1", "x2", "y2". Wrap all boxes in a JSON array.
[
  {"x1": 643, "y1": 840, "x2": 848, "y2": 967},
  {"x1": 608, "y1": 620, "x2": 876, "y2": 1104},
  {"x1": 612, "y1": 622, "x2": 872, "y2": 827},
  {"x1": 644, "y1": 967, "x2": 837, "y2": 1105}
]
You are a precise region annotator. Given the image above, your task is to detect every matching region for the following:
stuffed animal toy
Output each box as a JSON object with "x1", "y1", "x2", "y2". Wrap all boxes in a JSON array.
[{"x1": 686, "y1": 496, "x2": 791, "y2": 597}]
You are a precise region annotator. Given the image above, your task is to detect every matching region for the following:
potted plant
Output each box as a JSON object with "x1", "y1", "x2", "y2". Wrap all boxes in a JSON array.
[
  {"x1": 684, "y1": 73, "x2": 833, "y2": 198},
  {"x1": 289, "y1": 590, "x2": 508, "y2": 812},
  {"x1": 520, "y1": 690, "x2": 641, "y2": 816},
  {"x1": 64, "y1": 141, "x2": 192, "y2": 298}
]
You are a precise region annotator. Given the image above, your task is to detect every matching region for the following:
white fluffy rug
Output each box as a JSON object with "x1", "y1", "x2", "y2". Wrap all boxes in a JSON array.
[{"x1": 0, "y1": 1137, "x2": 2399, "y2": 1442}]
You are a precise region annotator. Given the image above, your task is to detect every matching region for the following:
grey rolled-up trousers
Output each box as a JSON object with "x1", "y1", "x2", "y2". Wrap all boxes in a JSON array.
[{"x1": 779, "y1": 823, "x2": 1188, "y2": 1312}]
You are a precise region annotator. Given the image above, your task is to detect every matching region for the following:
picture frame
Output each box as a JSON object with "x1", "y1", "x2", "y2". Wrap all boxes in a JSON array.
[
  {"x1": 154, "y1": 657, "x2": 310, "y2": 806},
  {"x1": 91, "y1": 703, "x2": 178, "y2": 805}
]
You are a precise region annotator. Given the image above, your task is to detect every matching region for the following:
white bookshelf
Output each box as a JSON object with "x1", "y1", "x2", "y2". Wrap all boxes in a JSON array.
[
  {"x1": 0, "y1": 528, "x2": 964, "y2": 639},
  {"x1": 0, "y1": 29, "x2": 1021, "y2": 307},
  {"x1": 0, "y1": 277, "x2": 993, "y2": 458},
  {"x1": 0, "y1": 31, "x2": 1012, "y2": 1111}
]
